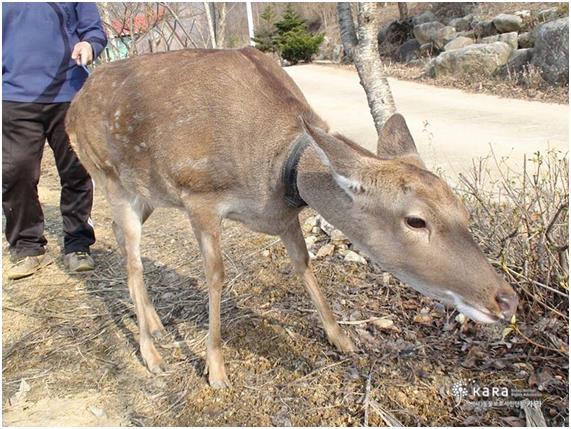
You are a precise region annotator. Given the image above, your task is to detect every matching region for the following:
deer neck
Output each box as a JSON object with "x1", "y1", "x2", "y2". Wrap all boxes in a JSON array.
[{"x1": 296, "y1": 147, "x2": 366, "y2": 243}]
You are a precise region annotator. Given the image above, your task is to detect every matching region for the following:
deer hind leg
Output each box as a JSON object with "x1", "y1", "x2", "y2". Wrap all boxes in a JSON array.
[
  {"x1": 112, "y1": 202, "x2": 154, "y2": 259},
  {"x1": 109, "y1": 188, "x2": 164, "y2": 373},
  {"x1": 280, "y1": 218, "x2": 354, "y2": 353},
  {"x1": 188, "y1": 211, "x2": 229, "y2": 389}
]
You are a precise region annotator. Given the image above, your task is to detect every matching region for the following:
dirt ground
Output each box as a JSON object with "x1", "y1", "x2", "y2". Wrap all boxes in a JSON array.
[{"x1": 2, "y1": 150, "x2": 568, "y2": 426}]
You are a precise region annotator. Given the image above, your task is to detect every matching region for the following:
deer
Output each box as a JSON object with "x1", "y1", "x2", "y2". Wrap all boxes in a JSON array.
[{"x1": 66, "y1": 47, "x2": 518, "y2": 388}]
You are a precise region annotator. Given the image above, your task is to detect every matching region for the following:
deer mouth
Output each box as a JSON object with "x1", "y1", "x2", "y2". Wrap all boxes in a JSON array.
[{"x1": 445, "y1": 291, "x2": 500, "y2": 324}]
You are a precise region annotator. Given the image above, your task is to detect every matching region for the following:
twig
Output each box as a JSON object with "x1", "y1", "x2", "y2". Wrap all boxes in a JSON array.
[
  {"x1": 515, "y1": 326, "x2": 568, "y2": 356},
  {"x1": 338, "y1": 316, "x2": 388, "y2": 325},
  {"x1": 287, "y1": 359, "x2": 349, "y2": 385},
  {"x1": 363, "y1": 359, "x2": 375, "y2": 427}
]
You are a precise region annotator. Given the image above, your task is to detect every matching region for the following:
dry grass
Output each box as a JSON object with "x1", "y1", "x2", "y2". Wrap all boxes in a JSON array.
[{"x1": 2, "y1": 149, "x2": 568, "y2": 426}]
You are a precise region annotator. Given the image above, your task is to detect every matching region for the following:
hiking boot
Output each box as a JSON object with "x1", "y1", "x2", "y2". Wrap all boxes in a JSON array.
[
  {"x1": 7, "y1": 253, "x2": 53, "y2": 280},
  {"x1": 64, "y1": 251, "x2": 95, "y2": 272}
]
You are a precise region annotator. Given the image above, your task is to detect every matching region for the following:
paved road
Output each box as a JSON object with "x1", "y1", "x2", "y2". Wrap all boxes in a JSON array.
[{"x1": 286, "y1": 64, "x2": 568, "y2": 176}]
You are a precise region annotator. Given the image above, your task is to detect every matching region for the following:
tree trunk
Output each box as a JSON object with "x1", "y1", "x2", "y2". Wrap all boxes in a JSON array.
[
  {"x1": 215, "y1": 3, "x2": 227, "y2": 48},
  {"x1": 203, "y1": 1, "x2": 217, "y2": 48},
  {"x1": 337, "y1": 2, "x2": 357, "y2": 63},
  {"x1": 397, "y1": 3, "x2": 409, "y2": 20},
  {"x1": 337, "y1": 2, "x2": 395, "y2": 136}
]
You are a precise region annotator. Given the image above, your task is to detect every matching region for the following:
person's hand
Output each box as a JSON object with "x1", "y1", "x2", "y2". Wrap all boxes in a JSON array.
[{"x1": 71, "y1": 41, "x2": 93, "y2": 66}]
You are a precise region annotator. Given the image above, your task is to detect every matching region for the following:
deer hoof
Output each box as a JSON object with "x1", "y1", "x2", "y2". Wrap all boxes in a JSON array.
[
  {"x1": 330, "y1": 332, "x2": 355, "y2": 353},
  {"x1": 209, "y1": 376, "x2": 231, "y2": 389},
  {"x1": 142, "y1": 343, "x2": 165, "y2": 374},
  {"x1": 205, "y1": 360, "x2": 231, "y2": 389}
]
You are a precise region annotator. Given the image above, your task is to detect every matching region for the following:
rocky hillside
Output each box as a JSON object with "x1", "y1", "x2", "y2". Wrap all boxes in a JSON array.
[{"x1": 377, "y1": 5, "x2": 568, "y2": 86}]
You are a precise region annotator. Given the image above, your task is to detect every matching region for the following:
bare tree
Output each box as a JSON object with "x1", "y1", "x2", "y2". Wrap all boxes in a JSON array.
[
  {"x1": 203, "y1": 2, "x2": 217, "y2": 48},
  {"x1": 397, "y1": 3, "x2": 409, "y2": 20},
  {"x1": 337, "y1": 2, "x2": 395, "y2": 136}
]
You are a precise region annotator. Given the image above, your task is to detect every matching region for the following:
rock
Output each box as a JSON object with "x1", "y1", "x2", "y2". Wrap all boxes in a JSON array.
[
  {"x1": 481, "y1": 32, "x2": 518, "y2": 51},
  {"x1": 88, "y1": 405, "x2": 107, "y2": 419},
  {"x1": 455, "y1": 313, "x2": 467, "y2": 324},
  {"x1": 382, "y1": 272, "x2": 391, "y2": 285},
  {"x1": 395, "y1": 39, "x2": 420, "y2": 63},
  {"x1": 9, "y1": 379, "x2": 31, "y2": 406},
  {"x1": 308, "y1": 251, "x2": 316, "y2": 260},
  {"x1": 378, "y1": 19, "x2": 414, "y2": 46},
  {"x1": 304, "y1": 235, "x2": 318, "y2": 248},
  {"x1": 498, "y1": 48, "x2": 534, "y2": 76},
  {"x1": 372, "y1": 318, "x2": 394, "y2": 329},
  {"x1": 318, "y1": 216, "x2": 335, "y2": 236},
  {"x1": 330, "y1": 229, "x2": 347, "y2": 243},
  {"x1": 419, "y1": 42, "x2": 439, "y2": 57},
  {"x1": 492, "y1": 14, "x2": 523, "y2": 33},
  {"x1": 344, "y1": 251, "x2": 367, "y2": 265},
  {"x1": 414, "y1": 21, "x2": 443, "y2": 45},
  {"x1": 472, "y1": 19, "x2": 497, "y2": 38},
  {"x1": 514, "y1": 10, "x2": 531, "y2": 20},
  {"x1": 428, "y1": 42, "x2": 512, "y2": 77},
  {"x1": 456, "y1": 30, "x2": 475, "y2": 39},
  {"x1": 414, "y1": 22, "x2": 456, "y2": 49},
  {"x1": 444, "y1": 36, "x2": 474, "y2": 51},
  {"x1": 304, "y1": 215, "x2": 318, "y2": 228},
  {"x1": 412, "y1": 11, "x2": 438, "y2": 26},
  {"x1": 532, "y1": 18, "x2": 569, "y2": 84},
  {"x1": 449, "y1": 17, "x2": 471, "y2": 32},
  {"x1": 414, "y1": 313, "x2": 433, "y2": 325},
  {"x1": 518, "y1": 32, "x2": 535, "y2": 49},
  {"x1": 311, "y1": 226, "x2": 320, "y2": 235},
  {"x1": 315, "y1": 243, "x2": 335, "y2": 258}
]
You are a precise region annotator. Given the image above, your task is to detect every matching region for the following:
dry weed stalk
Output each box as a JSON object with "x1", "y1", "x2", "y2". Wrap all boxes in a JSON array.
[{"x1": 457, "y1": 150, "x2": 569, "y2": 327}]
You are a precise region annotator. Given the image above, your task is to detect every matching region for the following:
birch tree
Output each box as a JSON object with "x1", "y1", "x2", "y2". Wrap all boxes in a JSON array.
[{"x1": 337, "y1": 2, "x2": 395, "y2": 136}]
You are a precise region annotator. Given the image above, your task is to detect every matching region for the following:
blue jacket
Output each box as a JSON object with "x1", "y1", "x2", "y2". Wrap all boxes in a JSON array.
[{"x1": 2, "y1": 2, "x2": 107, "y2": 103}]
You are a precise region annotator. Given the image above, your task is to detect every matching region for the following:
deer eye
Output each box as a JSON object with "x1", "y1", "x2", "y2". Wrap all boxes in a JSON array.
[{"x1": 405, "y1": 216, "x2": 427, "y2": 229}]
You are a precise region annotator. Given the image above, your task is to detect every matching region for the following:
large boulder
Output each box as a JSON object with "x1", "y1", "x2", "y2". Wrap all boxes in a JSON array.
[
  {"x1": 414, "y1": 22, "x2": 456, "y2": 49},
  {"x1": 428, "y1": 42, "x2": 512, "y2": 77},
  {"x1": 444, "y1": 36, "x2": 474, "y2": 51},
  {"x1": 531, "y1": 17, "x2": 569, "y2": 85},
  {"x1": 449, "y1": 17, "x2": 471, "y2": 32},
  {"x1": 413, "y1": 11, "x2": 438, "y2": 26},
  {"x1": 395, "y1": 39, "x2": 421, "y2": 63},
  {"x1": 481, "y1": 32, "x2": 518, "y2": 51},
  {"x1": 518, "y1": 32, "x2": 535, "y2": 48},
  {"x1": 498, "y1": 48, "x2": 534, "y2": 75},
  {"x1": 492, "y1": 14, "x2": 523, "y2": 33},
  {"x1": 472, "y1": 19, "x2": 498, "y2": 38},
  {"x1": 378, "y1": 19, "x2": 414, "y2": 46}
]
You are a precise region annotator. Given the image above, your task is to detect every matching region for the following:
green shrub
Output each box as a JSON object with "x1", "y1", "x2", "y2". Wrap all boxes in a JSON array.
[
  {"x1": 276, "y1": 28, "x2": 325, "y2": 64},
  {"x1": 252, "y1": 4, "x2": 324, "y2": 64}
]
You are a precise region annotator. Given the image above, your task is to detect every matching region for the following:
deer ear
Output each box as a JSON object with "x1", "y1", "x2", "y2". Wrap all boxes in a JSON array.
[
  {"x1": 302, "y1": 119, "x2": 365, "y2": 198},
  {"x1": 377, "y1": 114, "x2": 425, "y2": 167}
]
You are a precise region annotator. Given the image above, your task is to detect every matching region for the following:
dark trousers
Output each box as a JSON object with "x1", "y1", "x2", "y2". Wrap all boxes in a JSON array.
[{"x1": 2, "y1": 101, "x2": 95, "y2": 259}]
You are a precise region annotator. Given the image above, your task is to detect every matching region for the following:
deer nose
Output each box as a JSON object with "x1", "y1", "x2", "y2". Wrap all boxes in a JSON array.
[{"x1": 495, "y1": 289, "x2": 518, "y2": 319}]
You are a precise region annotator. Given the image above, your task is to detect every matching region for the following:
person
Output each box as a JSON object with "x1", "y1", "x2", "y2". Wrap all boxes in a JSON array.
[{"x1": 3, "y1": 3, "x2": 107, "y2": 279}]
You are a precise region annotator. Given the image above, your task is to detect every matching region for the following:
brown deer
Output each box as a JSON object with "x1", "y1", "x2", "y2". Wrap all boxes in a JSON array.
[{"x1": 66, "y1": 47, "x2": 517, "y2": 388}]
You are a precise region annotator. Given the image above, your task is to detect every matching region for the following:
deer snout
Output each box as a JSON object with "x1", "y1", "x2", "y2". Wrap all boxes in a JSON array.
[{"x1": 495, "y1": 288, "x2": 518, "y2": 320}]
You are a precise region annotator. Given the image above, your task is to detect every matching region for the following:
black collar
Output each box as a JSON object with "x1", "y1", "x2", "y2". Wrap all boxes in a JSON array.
[{"x1": 282, "y1": 133, "x2": 311, "y2": 208}]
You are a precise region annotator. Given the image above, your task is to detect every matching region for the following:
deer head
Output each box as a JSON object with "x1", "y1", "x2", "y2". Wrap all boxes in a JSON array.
[{"x1": 301, "y1": 114, "x2": 518, "y2": 323}]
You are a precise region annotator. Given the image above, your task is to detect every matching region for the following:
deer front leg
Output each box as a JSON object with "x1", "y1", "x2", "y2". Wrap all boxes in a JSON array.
[
  {"x1": 280, "y1": 219, "x2": 354, "y2": 353},
  {"x1": 189, "y1": 213, "x2": 230, "y2": 389}
]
